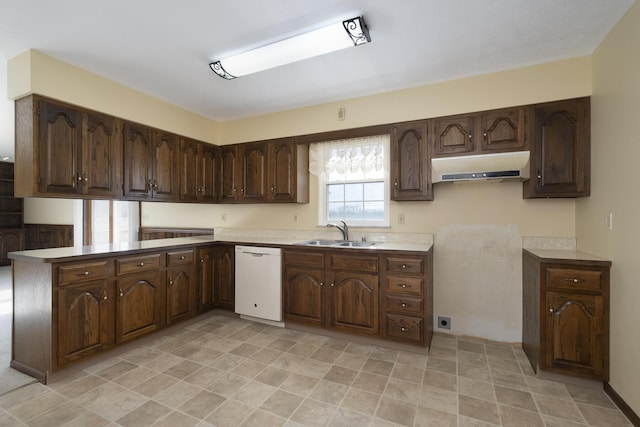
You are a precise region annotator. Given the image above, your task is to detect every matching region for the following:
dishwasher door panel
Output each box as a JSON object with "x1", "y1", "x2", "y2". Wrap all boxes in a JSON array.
[{"x1": 235, "y1": 246, "x2": 282, "y2": 321}]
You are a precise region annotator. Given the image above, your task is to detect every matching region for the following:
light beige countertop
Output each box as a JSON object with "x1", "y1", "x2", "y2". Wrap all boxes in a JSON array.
[
  {"x1": 9, "y1": 229, "x2": 433, "y2": 263},
  {"x1": 524, "y1": 248, "x2": 611, "y2": 264}
]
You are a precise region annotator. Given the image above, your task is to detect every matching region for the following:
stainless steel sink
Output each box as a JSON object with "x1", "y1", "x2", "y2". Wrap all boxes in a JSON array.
[
  {"x1": 295, "y1": 239, "x2": 342, "y2": 246},
  {"x1": 295, "y1": 239, "x2": 381, "y2": 248},
  {"x1": 331, "y1": 241, "x2": 381, "y2": 248}
]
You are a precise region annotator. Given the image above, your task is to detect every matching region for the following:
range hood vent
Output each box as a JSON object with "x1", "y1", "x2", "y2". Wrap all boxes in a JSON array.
[{"x1": 432, "y1": 151, "x2": 530, "y2": 183}]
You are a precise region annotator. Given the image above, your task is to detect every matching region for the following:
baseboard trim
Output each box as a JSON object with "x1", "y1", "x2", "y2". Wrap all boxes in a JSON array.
[{"x1": 604, "y1": 382, "x2": 640, "y2": 426}]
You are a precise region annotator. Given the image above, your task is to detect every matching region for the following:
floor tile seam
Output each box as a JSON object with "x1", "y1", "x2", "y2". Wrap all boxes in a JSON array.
[
  {"x1": 530, "y1": 387, "x2": 589, "y2": 425},
  {"x1": 572, "y1": 399, "x2": 632, "y2": 421}
]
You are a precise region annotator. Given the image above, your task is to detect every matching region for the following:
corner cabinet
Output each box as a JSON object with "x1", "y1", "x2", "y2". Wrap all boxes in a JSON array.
[
  {"x1": 522, "y1": 249, "x2": 610, "y2": 381},
  {"x1": 524, "y1": 97, "x2": 590, "y2": 198},
  {"x1": 14, "y1": 95, "x2": 122, "y2": 198},
  {"x1": 391, "y1": 121, "x2": 432, "y2": 201}
]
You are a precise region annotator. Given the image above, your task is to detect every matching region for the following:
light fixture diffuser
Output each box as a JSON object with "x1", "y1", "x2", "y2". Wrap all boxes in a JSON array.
[{"x1": 210, "y1": 16, "x2": 370, "y2": 79}]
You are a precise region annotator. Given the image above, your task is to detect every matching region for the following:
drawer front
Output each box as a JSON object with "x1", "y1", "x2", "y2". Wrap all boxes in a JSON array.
[
  {"x1": 386, "y1": 257, "x2": 424, "y2": 275},
  {"x1": 283, "y1": 251, "x2": 325, "y2": 268},
  {"x1": 386, "y1": 314, "x2": 423, "y2": 343},
  {"x1": 386, "y1": 276, "x2": 424, "y2": 295},
  {"x1": 117, "y1": 253, "x2": 162, "y2": 275},
  {"x1": 328, "y1": 254, "x2": 378, "y2": 272},
  {"x1": 167, "y1": 249, "x2": 194, "y2": 266},
  {"x1": 58, "y1": 260, "x2": 109, "y2": 286},
  {"x1": 546, "y1": 268, "x2": 602, "y2": 292},
  {"x1": 385, "y1": 295, "x2": 423, "y2": 315}
]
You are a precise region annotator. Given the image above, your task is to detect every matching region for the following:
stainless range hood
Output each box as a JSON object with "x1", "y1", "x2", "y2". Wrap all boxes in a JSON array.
[{"x1": 432, "y1": 151, "x2": 530, "y2": 183}]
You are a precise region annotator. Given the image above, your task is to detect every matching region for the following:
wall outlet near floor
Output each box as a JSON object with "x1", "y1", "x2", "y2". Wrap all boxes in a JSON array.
[{"x1": 437, "y1": 316, "x2": 451, "y2": 329}]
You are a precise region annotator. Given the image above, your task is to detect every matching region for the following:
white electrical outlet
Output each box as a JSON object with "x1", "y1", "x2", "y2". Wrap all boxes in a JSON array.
[
  {"x1": 398, "y1": 213, "x2": 405, "y2": 224},
  {"x1": 606, "y1": 213, "x2": 613, "y2": 231},
  {"x1": 337, "y1": 107, "x2": 346, "y2": 121},
  {"x1": 222, "y1": 213, "x2": 227, "y2": 222}
]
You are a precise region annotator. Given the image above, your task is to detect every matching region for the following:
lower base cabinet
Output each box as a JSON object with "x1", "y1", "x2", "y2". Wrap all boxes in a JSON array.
[
  {"x1": 283, "y1": 248, "x2": 433, "y2": 346},
  {"x1": 12, "y1": 242, "x2": 221, "y2": 382},
  {"x1": 522, "y1": 249, "x2": 611, "y2": 381}
]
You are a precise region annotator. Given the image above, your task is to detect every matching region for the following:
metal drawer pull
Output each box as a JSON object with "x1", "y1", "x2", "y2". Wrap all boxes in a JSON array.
[
  {"x1": 402, "y1": 264, "x2": 407, "y2": 269},
  {"x1": 401, "y1": 302, "x2": 407, "y2": 307},
  {"x1": 200, "y1": 258, "x2": 204, "y2": 263},
  {"x1": 549, "y1": 305, "x2": 554, "y2": 314},
  {"x1": 401, "y1": 327, "x2": 407, "y2": 332},
  {"x1": 320, "y1": 282, "x2": 324, "y2": 287},
  {"x1": 330, "y1": 283, "x2": 335, "y2": 287},
  {"x1": 565, "y1": 277, "x2": 584, "y2": 283},
  {"x1": 168, "y1": 278, "x2": 173, "y2": 286},
  {"x1": 137, "y1": 262, "x2": 145, "y2": 267},
  {"x1": 401, "y1": 284, "x2": 408, "y2": 288},
  {"x1": 179, "y1": 256, "x2": 186, "y2": 260},
  {"x1": 119, "y1": 289, "x2": 124, "y2": 297},
  {"x1": 103, "y1": 291, "x2": 107, "y2": 301},
  {"x1": 77, "y1": 271, "x2": 91, "y2": 276}
]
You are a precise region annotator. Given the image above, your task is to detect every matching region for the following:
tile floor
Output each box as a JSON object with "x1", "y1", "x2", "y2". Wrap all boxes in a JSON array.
[{"x1": 0, "y1": 312, "x2": 632, "y2": 427}]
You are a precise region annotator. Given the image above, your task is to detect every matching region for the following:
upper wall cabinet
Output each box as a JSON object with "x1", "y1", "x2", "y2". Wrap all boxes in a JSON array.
[
  {"x1": 123, "y1": 123, "x2": 179, "y2": 201},
  {"x1": 524, "y1": 97, "x2": 590, "y2": 198},
  {"x1": 219, "y1": 138, "x2": 309, "y2": 204},
  {"x1": 14, "y1": 95, "x2": 122, "y2": 198},
  {"x1": 179, "y1": 138, "x2": 217, "y2": 203},
  {"x1": 391, "y1": 121, "x2": 432, "y2": 201},
  {"x1": 432, "y1": 107, "x2": 528, "y2": 157}
]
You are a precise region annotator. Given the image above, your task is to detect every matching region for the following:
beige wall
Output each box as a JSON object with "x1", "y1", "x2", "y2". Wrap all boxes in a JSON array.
[
  {"x1": 8, "y1": 50, "x2": 219, "y2": 144},
  {"x1": 577, "y1": 1, "x2": 640, "y2": 415}
]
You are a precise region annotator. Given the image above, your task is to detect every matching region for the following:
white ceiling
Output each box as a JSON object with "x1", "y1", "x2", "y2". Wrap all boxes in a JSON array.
[{"x1": 0, "y1": 0, "x2": 635, "y2": 158}]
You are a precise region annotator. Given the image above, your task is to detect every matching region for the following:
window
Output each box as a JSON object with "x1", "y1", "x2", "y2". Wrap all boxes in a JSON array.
[
  {"x1": 310, "y1": 134, "x2": 390, "y2": 227},
  {"x1": 74, "y1": 200, "x2": 140, "y2": 245}
]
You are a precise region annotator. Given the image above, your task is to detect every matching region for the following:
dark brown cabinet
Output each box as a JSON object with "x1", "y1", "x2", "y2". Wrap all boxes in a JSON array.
[
  {"x1": 0, "y1": 229, "x2": 24, "y2": 266},
  {"x1": 283, "y1": 250, "x2": 381, "y2": 338},
  {"x1": 14, "y1": 95, "x2": 122, "y2": 198},
  {"x1": 166, "y1": 249, "x2": 195, "y2": 325},
  {"x1": 522, "y1": 249, "x2": 610, "y2": 380},
  {"x1": 179, "y1": 138, "x2": 217, "y2": 202},
  {"x1": 213, "y1": 245, "x2": 235, "y2": 310},
  {"x1": 197, "y1": 246, "x2": 216, "y2": 313},
  {"x1": 432, "y1": 107, "x2": 527, "y2": 157},
  {"x1": 524, "y1": 97, "x2": 590, "y2": 198},
  {"x1": 220, "y1": 139, "x2": 309, "y2": 204},
  {"x1": 391, "y1": 121, "x2": 432, "y2": 201},
  {"x1": 123, "y1": 123, "x2": 179, "y2": 201},
  {"x1": 57, "y1": 281, "x2": 114, "y2": 367},
  {"x1": 381, "y1": 253, "x2": 433, "y2": 346}
]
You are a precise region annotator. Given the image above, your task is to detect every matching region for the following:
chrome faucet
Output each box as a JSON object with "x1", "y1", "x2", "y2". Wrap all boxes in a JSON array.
[{"x1": 327, "y1": 221, "x2": 349, "y2": 241}]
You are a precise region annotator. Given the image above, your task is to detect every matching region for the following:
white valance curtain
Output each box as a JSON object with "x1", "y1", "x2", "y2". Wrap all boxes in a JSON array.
[{"x1": 308, "y1": 134, "x2": 390, "y2": 181}]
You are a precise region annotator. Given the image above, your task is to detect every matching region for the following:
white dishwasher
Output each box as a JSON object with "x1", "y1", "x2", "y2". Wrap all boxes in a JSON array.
[{"x1": 235, "y1": 245, "x2": 282, "y2": 322}]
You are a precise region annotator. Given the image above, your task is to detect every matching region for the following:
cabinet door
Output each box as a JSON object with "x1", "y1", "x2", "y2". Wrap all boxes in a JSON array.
[
  {"x1": 391, "y1": 121, "x2": 432, "y2": 201},
  {"x1": 480, "y1": 108, "x2": 527, "y2": 152},
  {"x1": 328, "y1": 271, "x2": 379, "y2": 336},
  {"x1": 197, "y1": 246, "x2": 216, "y2": 312},
  {"x1": 38, "y1": 100, "x2": 82, "y2": 194},
  {"x1": 545, "y1": 291, "x2": 604, "y2": 377},
  {"x1": 200, "y1": 144, "x2": 218, "y2": 202},
  {"x1": 84, "y1": 113, "x2": 121, "y2": 197},
  {"x1": 432, "y1": 114, "x2": 475, "y2": 156},
  {"x1": 151, "y1": 132, "x2": 179, "y2": 201},
  {"x1": 526, "y1": 98, "x2": 590, "y2": 198},
  {"x1": 166, "y1": 265, "x2": 194, "y2": 325},
  {"x1": 57, "y1": 281, "x2": 114, "y2": 366},
  {"x1": 219, "y1": 145, "x2": 238, "y2": 202},
  {"x1": 283, "y1": 266, "x2": 325, "y2": 326},
  {"x1": 214, "y1": 246, "x2": 235, "y2": 310},
  {"x1": 241, "y1": 142, "x2": 268, "y2": 202},
  {"x1": 268, "y1": 138, "x2": 296, "y2": 201},
  {"x1": 116, "y1": 270, "x2": 164, "y2": 343},
  {"x1": 123, "y1": 122, "x2": 153, "y2": 199},
  {"x1": 0, "y1": 230, "x2": 24, "y2": 265},
  {"x1": 179, "y1": 138, "x2": 200, "y2": 201}
]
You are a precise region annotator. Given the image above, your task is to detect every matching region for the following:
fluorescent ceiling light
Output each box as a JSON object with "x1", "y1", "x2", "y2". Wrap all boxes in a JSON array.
[{"x1": 210, "y1": 16, "x2": 370, "y2": 79}]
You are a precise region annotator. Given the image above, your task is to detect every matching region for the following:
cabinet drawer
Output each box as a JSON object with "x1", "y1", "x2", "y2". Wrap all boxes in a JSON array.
[
  {"x1": 385, "y1": 295, "x2": 423, "y2": 315},
  {"x1": 386, "y1": 276, "x2": 424, "y2": 295},
  {"x1": 283, "y1": 251, "x2": 324, "y2": 268},
  {"x1": 167, "y1": 249, "x2": 194, "y2": 266},
  {"x1": 117, "y1": 253, "x2": 161, "y2": 275},
  {"x1": 58, "y1": 260, "x2": 109, "y2": 286},
  {"x1": 546, "y1": 268, "x2": 602, "y2": 292},
  {"x1": 386, "y1": 257, "x2": 424, "y2": 274},
  {"x1": 328, "y1": 254, "x2": 378, "y2": 272},
  {"x1": 386, "y1": 314, "x2": 423, "y2": 343}
]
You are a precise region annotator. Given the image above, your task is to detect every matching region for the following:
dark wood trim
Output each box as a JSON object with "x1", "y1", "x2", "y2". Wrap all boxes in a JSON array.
[
  {"x1": 83, "y1": 200, "x2": 91, "y2": 245},
  {"x1": 294, "y1": 124, "x2": 392, "y2": 145},
  {"x1": 139, "y1": 227, "x2": 214, "y2": 241},
  {"x1": 604, "y1": 382, "x2": 640, "y2": 426}
]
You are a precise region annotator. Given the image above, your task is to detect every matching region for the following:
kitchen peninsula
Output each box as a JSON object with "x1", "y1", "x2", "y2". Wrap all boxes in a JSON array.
[{"x1": 9, "y1": 231, "x2": 433, "y2": 383}]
